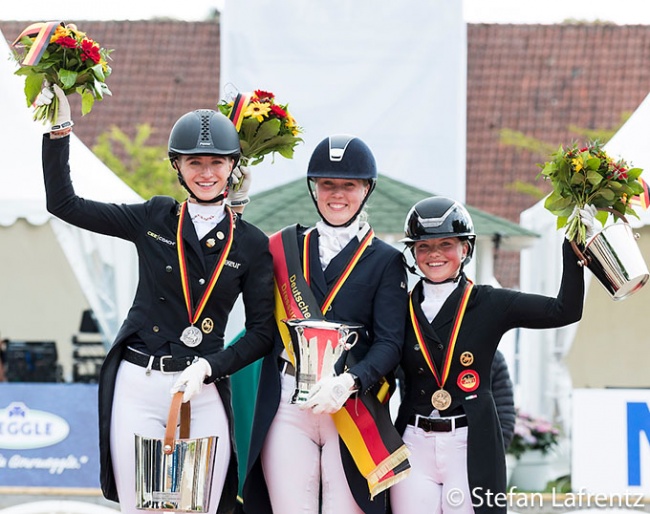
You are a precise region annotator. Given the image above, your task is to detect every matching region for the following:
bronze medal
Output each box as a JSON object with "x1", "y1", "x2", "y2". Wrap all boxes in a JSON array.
[{"x1": 431, "y1": 388, "x2": 452, "y2": 410}]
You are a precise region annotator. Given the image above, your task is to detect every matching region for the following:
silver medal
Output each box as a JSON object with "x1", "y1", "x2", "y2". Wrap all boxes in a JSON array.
[{"x1": 180, "y1": 325, "x2": 203, "y2": 347}]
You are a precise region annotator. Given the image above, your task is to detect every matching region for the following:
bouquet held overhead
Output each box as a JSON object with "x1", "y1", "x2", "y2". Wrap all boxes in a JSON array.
[{"x1": 538, "y1": 140, "x2": 650, "y2": 300}]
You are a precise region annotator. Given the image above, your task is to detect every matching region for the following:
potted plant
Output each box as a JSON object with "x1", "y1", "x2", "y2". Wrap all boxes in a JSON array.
[
  {"x1": 508, "y1": 409, "x2": 560, "y2": 460},
  {"x1": 508, "y1": 410, "x2": 561, "y2": 491}
]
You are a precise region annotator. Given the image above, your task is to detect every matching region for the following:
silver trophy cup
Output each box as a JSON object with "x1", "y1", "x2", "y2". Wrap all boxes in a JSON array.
[{"x1": 283, "y1": 318, "x2": 362, "y2": 404}]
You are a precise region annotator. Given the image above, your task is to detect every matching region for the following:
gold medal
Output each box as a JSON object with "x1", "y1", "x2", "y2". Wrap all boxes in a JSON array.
[{"x1": 431, "y1": 388, "x2": 452, "y2": 410}]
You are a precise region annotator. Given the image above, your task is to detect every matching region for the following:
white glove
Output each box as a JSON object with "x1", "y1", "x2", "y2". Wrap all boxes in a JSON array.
[
  {"x1": 170, "y1": 357, "x2": 212, "y2": 403},
  {"x1": 34, "y1": 83, "x2": 73, "y2": 133},
  {"x1": 300, "y1": 373, "x2": 356, "y2": 415},
  {"x1": 226, "y1": 165, "x2": 251, "y2": 207},
  {"x1": 567, "y1": 204, "x2": 598, "y2": 240}
]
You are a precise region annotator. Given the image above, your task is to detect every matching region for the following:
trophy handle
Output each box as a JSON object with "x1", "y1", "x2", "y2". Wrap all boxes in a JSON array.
[{"x1": 341, "y1": 330, "x2": 359, "y2": 350}]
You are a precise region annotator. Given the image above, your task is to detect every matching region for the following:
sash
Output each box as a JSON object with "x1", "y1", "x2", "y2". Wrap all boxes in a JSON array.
[{"x1": 268, "y1": 224, "x2": 410, "y2": 498}]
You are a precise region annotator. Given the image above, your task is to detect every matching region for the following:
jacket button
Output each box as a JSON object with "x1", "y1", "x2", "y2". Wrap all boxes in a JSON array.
[
  {"x1": 153, "y1": 326, "x2": 160, "y2": 333},
  {"x1": 418, "y1": 367, "x2": 425, "y2": 375},
  {"x1": 165, "y1": 265, "x2": 173, "y2": 273},
  {"x1": 437, "y1": 343, "x2": 444, "y2": 350},
  {"x1": 199, "y1": 278, "x2": 206, "y2": 285},
  {"x1": 159, "y1": 297, "x2": 166, "y2": 302},
  {"x1": 420, "y1": 389, "x2": 426, "y2": 396},
  {"x1": 413, "y1": 344, "x2": 420, "y2": 351}
]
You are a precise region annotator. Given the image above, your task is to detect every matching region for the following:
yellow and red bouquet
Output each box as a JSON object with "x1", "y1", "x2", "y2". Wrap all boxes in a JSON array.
[
  {"x1": 11, "y1": 21, "x2": 113, "y2": 124},
  {"x1": 218, "y1": 89, "x2": 303, "y2": 187},
  {"x1": 539, "y1": 140, "x2": 645, "y2": 245}
]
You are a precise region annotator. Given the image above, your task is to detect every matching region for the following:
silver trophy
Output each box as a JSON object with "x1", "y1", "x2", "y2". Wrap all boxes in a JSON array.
[{"x1": 283, "y1": 318, "x2": 362, "y2": 404}]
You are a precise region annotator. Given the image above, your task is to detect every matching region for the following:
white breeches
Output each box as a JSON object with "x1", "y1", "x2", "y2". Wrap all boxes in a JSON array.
[{"x1": 260, "y1": 372, "x2": 363, "y2": 514}]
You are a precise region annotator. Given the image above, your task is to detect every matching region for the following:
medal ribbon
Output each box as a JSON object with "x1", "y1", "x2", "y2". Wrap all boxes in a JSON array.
[
  {"x1": 177, "y1": 202, "x2": 234, "y2": 325},
  {"x1": 304, "y1": 228, "x2": 375, "y2": 313},
  {"x1": 409, "y1": 280, "x2": 474, "y2": 389}
]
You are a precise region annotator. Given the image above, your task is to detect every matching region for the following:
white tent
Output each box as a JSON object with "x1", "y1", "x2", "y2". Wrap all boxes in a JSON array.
[{"x1": 0, "y1": 31, "x2": 141, "y2": 378}]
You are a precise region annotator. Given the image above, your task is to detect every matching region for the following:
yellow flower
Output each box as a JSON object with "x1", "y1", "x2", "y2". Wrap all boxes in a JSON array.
[
  {"x1": 571, "y1": 156, "x2": 584, "y2": 172},
  {"x1": 244, "y1": 101, "x2": 271, "y2": 123}
]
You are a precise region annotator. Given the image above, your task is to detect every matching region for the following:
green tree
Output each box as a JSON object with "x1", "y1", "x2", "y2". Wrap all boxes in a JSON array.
[
  {"x1": 92, "y1": 124, "x2": 185, "y2": 201},
  {"x1": 499, "y1": 113, "x2": 631, "y2": 200}
]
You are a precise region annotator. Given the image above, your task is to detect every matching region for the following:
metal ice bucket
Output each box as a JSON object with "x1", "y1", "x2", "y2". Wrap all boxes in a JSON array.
[
  {"x1": 135, "y1": 393, "x2": 217, "y2": 512},
  {"x1": 572, "y1": 220, "x2": 649, "y2": 301},
  {"x1": 283, "y1": 318, "x2": 362, "y2": 404}
]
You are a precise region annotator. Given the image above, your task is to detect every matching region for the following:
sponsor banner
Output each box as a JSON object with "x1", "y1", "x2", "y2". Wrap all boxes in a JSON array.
[
  {"x1": 573, "y1": 388, "x2": 650, "y2": 494},
  {"x1": 0, "y1": 383, "x2": 100, "y2": 488}
]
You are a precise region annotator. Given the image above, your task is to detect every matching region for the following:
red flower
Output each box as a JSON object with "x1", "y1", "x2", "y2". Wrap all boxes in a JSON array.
[
  {"x1": 55, "y1": 36, "x2": 77, "y2": 49},
  {"x1": 80, "y1": 39, "x2": 101, "y2": 63},
  {"x1": 270, "y1": 104, "x2": 287, "y2": 119},
  {"x1": 254, "y1": 89, "x2": 275, "y2": 101}
]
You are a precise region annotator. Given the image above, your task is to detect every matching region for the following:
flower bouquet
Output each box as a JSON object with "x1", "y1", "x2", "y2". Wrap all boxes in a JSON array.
[
  {"x1": 508, "y1": 410, "x2": 560, "y2": 460},
  {"x1": 11, "y1": 21, "x2": 113, "y2": 124},
  {"x1": 217, "y1": 89, "x2": 303, "y2": 190},
  {"x1": 538, "y1": 140, "x2": 645, "y2": 245},
  {"x1": 539, "y1": 140, "x2": 649, "y2": 300}
]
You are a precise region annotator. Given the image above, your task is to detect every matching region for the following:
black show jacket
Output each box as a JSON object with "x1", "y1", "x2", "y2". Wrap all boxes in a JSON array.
[
  {"x1": 242, "y1": 225, "x2": 408, "y2": 514},
  {"x1": 395, "y1": 240, "x2": 583, "y2": 514},
  {"x1": 42, "y1": 136, "x2": 275, "y2": 514}
]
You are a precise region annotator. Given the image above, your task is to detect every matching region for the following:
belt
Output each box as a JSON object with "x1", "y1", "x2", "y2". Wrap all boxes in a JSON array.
[
  {"x1": 278, "y1": 357, "x2": 296, "y2": 377},
  {"x1": 123, "y1": 347, "x2": 196, "y2": 374},
  {"x1": 409, "y1": 414, "x2": 468, "y2": 432}
]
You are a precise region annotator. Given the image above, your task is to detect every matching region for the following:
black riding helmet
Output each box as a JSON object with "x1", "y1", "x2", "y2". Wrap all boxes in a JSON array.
[
  {"x1": 168, "y1": 109, "x2": 241, "y2": 203},
  {"x1": 306, "y1": 134, "x2": 377, "y2": 227},
  {"x1": 401, "y1": 196, "x2": 476, "y2": 265}
]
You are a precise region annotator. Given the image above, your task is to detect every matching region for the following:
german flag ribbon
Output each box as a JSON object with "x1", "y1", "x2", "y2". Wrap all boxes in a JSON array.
[
  {"x1": 630, "y1": 177, "x2": 650, "y2": 210},
  {"x1": 268, "y1": 225, "x2": 321, "y2": 364},
  {"x1": 302, "y1": 226, "x2": 375, "y2": 312},
  {"x1": 228, "y1": 91, "x2": 253, "y2": 131},
  {"x1": 176, "y1": 202, "x2": 234, "y2": 326},
  {"x1": 269, "y1": 223, "x2": 410, "y2": 497},
  {"x1": 409, "y1": 279, "x2": 474, "y2": 389},
  {"x1": 12, "y1": 21, "x2": 60, "y2": 66}
]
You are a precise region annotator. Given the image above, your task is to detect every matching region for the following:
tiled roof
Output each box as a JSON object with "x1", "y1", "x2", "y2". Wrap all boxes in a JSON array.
[
  {"x1": 244, "y1": 173, "x2": 539, "y2": 245},
  {"x1": 6, "y1": 21, "x2": 650, "y2": 285},
  {"x1": 467, "y1": 23, "x2": 650, "y2": 285},
  {"x1": 1, "y1": 20, "x2": 221, "y2": 151}
]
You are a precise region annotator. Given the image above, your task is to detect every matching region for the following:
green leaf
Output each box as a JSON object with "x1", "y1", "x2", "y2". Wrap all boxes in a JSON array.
[
  {"x1": 24, "y1": 73, "x2": 46, "y2": 105},
  {"x1": 81, "y1": 91, "x2": 95, "y2": 116},
  {"x1": 58, "y1": 68, "x2": 78, "y2": 90},
  {"x1": 586, "y1": 169, "x2": 603, "y2": 187}
]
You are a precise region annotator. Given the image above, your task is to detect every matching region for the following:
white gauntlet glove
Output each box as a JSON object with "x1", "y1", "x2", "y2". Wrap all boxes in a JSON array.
[
  {"x1": 300, "y1": 373, "x2": 356, "y2": 415},
  {"x1": 170, "y1": 357, "x2": 212, "y2": 403},
  {"x1": 226, "y1": 165, "x2": 251, "y2": 207},
  {"x1": 34, "y1": 83, "x2": 73, "y2": 136},
  {"x1": 566, "y1": 204, "x2": 598, "y2": 240}
]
